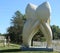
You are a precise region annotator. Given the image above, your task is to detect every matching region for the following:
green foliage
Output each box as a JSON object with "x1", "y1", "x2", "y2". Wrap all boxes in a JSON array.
[
  {"x1": 0, "y1": 33, "x2": 2, "y2": 36},
  {"x1": 7, "y1": 11, "x2": 26, "y2": 44},
  {"x1": 32, "y1": 29, "x2": 46, "y2": 42},
  {"x1": 51, "y1": 25, "x2": 60, "y2": 40}
]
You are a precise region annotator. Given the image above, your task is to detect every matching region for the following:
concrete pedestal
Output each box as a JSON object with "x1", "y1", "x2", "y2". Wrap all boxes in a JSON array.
[{"x1": 20, "y1": 47, "x2": 53, "y2": 51}]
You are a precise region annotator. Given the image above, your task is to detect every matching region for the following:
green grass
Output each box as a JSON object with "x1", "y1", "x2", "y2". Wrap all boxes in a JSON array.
[
  {"x1": 0, "y1": 43, "x2": 19, "y2": 50},
  {"x1": 0, "y1": 43, "x2": 60, "y2": 53}
]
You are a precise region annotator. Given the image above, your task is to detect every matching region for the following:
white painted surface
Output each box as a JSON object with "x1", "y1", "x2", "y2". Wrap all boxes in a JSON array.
[{"x1": 22, "y1": 2, "x2": 52, "y2": 47}]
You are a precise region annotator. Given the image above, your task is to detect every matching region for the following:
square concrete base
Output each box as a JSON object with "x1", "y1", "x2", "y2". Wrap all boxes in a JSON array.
[{"x1": 20, "y1": 47, "x2": 53, "y2": 51}]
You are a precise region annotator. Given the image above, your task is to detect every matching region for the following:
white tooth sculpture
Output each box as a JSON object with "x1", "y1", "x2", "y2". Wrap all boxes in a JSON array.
[{"x1": 22, "y1": 2, "x2": 52, "y2": 48}]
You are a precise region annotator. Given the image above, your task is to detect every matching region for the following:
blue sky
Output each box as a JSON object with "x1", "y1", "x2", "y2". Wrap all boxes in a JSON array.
[{"x1": 0, "y1": 0, "x2": 60, "y2": 34}]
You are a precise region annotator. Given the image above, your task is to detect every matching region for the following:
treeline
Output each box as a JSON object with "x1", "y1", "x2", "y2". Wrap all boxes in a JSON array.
[{"x1": 2, "y1": 11, "x2": 60, "y2": 44}]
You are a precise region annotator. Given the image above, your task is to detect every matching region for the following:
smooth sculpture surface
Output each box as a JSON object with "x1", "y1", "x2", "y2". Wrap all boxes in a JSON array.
[{"x1": 22, "y1": 2, "x2": 52, "y2": 48}]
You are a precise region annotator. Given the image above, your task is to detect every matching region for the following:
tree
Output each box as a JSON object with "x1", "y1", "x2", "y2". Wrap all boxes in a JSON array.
[
  {"x1": 0, "y1": 33, "x2": 2, "y2": 36},
  {"x1": 51, "y1": 25, "x2": 60, "y2": 40},
  {"x1": 32, "y1": 29, "x2": 46, "y2": 41},
  {"x1": 7, "y1": 11, "x2": 26, "y2": 44}
]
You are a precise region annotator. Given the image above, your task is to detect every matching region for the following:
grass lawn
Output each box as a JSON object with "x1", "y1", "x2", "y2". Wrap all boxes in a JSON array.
[{"x1": 0, "y1": 43, "x2": 60, "y2": 53}]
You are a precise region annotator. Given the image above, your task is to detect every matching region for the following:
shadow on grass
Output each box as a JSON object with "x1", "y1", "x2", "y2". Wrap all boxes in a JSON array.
[
  {"x1": 0, "y1": 48, "x2": 53, "y2": 52},
  {"x1": 0, "y1": 49, "x2": 21, "y2": 52}
]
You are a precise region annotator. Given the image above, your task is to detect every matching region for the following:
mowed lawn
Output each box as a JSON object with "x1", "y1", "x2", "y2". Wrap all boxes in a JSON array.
[
  {"x1": 0, "y1": 43, "x2": 59, "y2": 53},
  {"x1": 0, "y1": 43, "x2": 19, "y2": 50}
]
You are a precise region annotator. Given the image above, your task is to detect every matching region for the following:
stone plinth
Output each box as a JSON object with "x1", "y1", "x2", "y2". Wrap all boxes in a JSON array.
[{"x1": 20, "y1": 47, "x2": 53, "y2": 51}]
